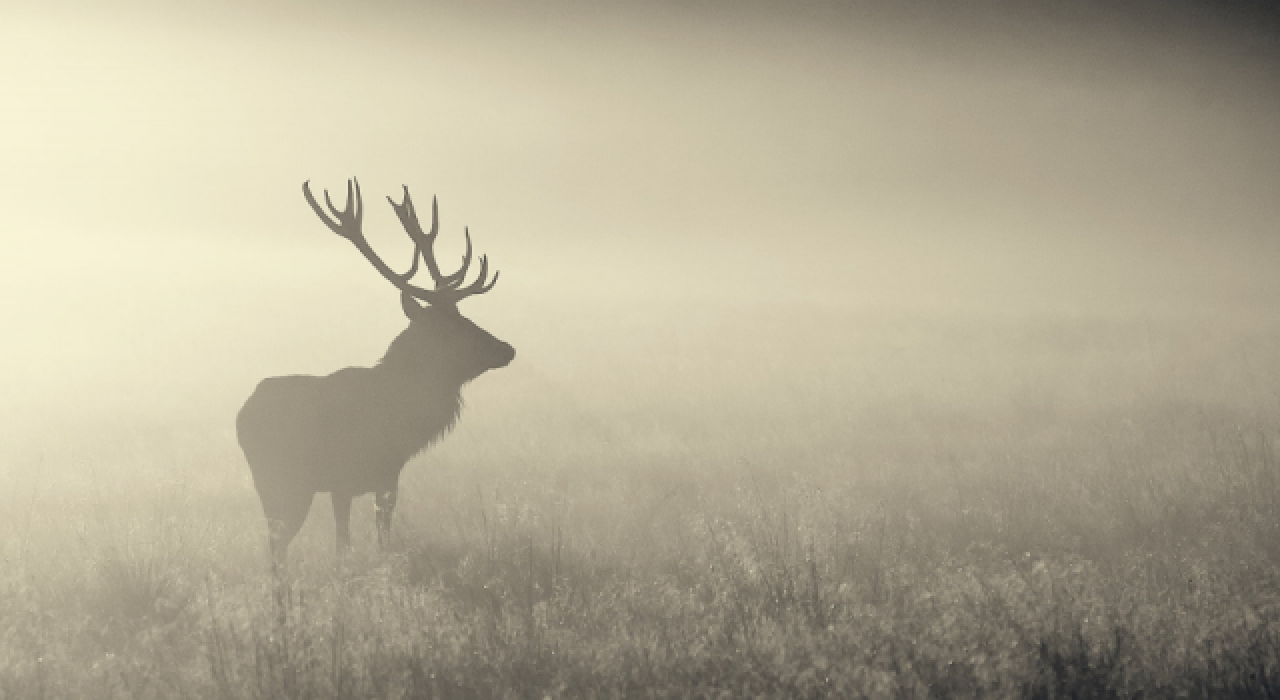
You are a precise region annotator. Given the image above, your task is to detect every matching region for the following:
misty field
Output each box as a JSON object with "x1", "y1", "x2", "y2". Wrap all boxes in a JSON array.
[
  {"x1": 4, "y1": 0, "x2": 1280, "y2": 695},
  {"x1": 3, "y1": 306, "x2": 1280, "y2": 698}
]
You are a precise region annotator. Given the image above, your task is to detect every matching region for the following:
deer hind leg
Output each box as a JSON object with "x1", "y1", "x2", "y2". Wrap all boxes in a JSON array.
[
  {"x1": 262, "y1": 487, "x2": 314, "y2": 570},
  {"x1": 375, "y1": 488, "x2": 398, "y2": 551},
  {"x1": 331, "y1": 492, "x2": 353, "y2": 556}
]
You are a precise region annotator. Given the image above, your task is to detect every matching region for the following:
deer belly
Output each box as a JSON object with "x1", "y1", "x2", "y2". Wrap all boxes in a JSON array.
[{"x1": 240, "y1": 381, "x2": 397, "y2": 489}]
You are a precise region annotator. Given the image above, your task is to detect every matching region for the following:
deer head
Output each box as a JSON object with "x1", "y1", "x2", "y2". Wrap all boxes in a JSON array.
[{"x1": 303, "y1": 178, "x2": 514, "y2": 381}]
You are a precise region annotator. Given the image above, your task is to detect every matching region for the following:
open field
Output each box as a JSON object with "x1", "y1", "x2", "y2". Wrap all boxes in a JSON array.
[
  {"x1": 3, "y1": 305, "x2": 1279, "y2": 698},
  {"x1": 3, "y1": 1, "x2": 1279, "y2": 696}
]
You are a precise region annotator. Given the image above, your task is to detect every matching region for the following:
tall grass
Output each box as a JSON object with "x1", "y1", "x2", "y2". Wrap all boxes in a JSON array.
[{"x1": 2, "y1": 309, "x2": 1279, "y2": 697}]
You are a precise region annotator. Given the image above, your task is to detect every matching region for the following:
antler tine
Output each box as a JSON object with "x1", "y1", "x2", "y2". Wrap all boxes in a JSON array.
[
  {"x1": 394, "y1": 244, "x2": 422, "y2": 283},
  {"x1": 388, "y1": 187, "x2": 449, "y2": 285},
  {"x1": 438, "y1": 228, "x2": 474, "y2": 289},
  {"x1": 320, "y1": 180, "x2": 360, "y2": 228},
  {"x1": 385, "y1": 186, "x2": 431, "y2": 285},
  {"x1": 323, "y1": 187, "x2": 340, "y2": 219},
  {"x1": 303, "y1": 180, "x2": 343, "y2": 237},
  {"x1": 455, "y1": 254, "x2": 495, "y2": 296},
  {"x1": 384, "y1": 190, "x2": 440, "y2": 275}
]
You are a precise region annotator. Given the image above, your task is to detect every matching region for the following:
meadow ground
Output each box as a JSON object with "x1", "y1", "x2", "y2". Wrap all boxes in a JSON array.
[{"x1": 2, "y1": 306, "x2": 1279, "y2": 698}]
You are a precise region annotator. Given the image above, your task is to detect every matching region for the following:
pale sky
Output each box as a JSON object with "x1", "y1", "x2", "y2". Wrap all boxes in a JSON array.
[
  {"x1": 2, "y1": 0, "x2": 1278, "y2": 432},
  {"x1": 4, "y1": 0, "x2": 1277, "y2": 298}
]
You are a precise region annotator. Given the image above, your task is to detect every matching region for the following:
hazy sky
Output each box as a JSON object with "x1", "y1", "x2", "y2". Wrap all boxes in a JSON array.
[
  {"x1": 2, "y1": 0, "x2": 1279, "y2": 431},
  {"x1": 4, "y1": 0, "x2": 1278, "y2": 299}
]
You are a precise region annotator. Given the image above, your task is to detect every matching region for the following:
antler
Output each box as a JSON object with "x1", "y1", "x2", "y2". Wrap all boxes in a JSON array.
[
  {"x1": 386, "y1": 186, "x2": 499, "y2": 297},
  {"x1": 302, "y1": 178, "x2": 499, "y2": 310}
]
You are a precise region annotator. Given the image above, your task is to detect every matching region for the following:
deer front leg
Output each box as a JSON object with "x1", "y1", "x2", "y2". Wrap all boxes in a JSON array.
[
  {"x1": 331, "y1": 492, "x2": 353, "y2": 555},
  {"x1": 375, "y1": 488, "x2": 398, "y2": 550}
]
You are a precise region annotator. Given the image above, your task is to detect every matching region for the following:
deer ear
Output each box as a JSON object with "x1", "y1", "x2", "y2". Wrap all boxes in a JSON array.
[{"x1": 400, "y1": 292, "x2": 426, "y2": 320}]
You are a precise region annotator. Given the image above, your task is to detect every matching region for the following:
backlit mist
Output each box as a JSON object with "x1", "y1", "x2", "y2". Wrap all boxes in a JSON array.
[
  {"x1": 5, "y1": 1, "x2": 1278, "y2": 434},
  {"x1": 2, "y1": 1, "x2": 1279, "y2": 695}
]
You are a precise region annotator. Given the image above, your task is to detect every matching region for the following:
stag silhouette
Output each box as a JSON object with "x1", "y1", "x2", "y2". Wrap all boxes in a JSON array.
[{"x1": 237, "y1": 179, "x2": 514, "y2": 565}]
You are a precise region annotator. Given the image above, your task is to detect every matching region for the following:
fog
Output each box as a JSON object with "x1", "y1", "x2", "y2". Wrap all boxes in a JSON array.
[
  {"x1": 4, "y1": 2, "x2": 1280, "y2": 693},
  {"x1": 2, "y1": 3, "x2": 1277, "y2": 441},
  {"x1": 3, "y1": 0, "x2": 1278, "y2": 463}
]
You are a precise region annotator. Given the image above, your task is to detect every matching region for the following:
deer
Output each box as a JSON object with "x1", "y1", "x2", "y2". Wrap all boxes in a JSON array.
[{"x1": 237, "y1": 178, "x2": 514, "y2": 566}]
